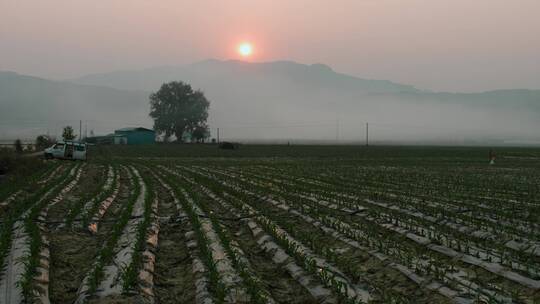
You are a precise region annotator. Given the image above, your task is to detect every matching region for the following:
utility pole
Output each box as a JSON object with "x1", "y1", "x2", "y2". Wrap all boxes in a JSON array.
[
  {"x1": 217, "y1": 128, "x2": 220, "y2": 143},
  {"x1": 79, "y1": 120, "x2": 82, "y2": 142},
  {"x1": 335, "y1": 118, "x2": 340, "y2": 142},
  {"x1": 84, "y1": 121, "x2": 87, "y2": 141},
  {"x1": 366, "y1": 122, "x2": 369, "y2": 147}
]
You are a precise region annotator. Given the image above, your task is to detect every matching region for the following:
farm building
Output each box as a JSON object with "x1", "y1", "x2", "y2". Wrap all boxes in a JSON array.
[{"x1": 113, "y1": 127, "x2": 155, "y2": 145}]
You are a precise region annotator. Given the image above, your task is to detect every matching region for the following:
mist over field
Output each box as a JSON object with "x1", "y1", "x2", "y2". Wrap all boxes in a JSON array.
[
  {"x1": 2, "y1": 0, "x2": 540, "y2": 145},
  {"x1": 1, "y1": 60, "x2": 539, "y2": 145}
]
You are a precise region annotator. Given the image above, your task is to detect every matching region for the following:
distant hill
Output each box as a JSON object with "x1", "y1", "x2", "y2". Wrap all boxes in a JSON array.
[
  {"x1": 73, "y1": 59, "x2": 420, "y2": 94},
  {"x1": 0, "y1": 71, "x2": 150, "y2": 138},
  {"x1": 72, "y1": 59, "x2": 540, "y2": 112},
  {"x1": 1, "y1": 60, "x2": 539, "y2": 143}
]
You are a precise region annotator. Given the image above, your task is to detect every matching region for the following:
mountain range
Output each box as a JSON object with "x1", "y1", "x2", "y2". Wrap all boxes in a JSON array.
[{"x1": 1, "y1": 60, "x2": 539, "y2": 143}]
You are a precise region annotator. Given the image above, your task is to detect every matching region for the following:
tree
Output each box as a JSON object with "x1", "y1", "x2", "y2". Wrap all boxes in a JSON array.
[
  {"x1": 62, "y1": 126, "x2": 76, "y2": 141},
  {"x1": 14, "y1": 139, "x2": 23, "y2": 154},
  {"x1": 35, "y1": 135, "x2": 53, "y2": 151},
  {"x1": 149, "y1": 81, "x2": 210, "y2": 142},
  {"x1": 192, "y1": 124, "x2": 210, "y2": 143}
]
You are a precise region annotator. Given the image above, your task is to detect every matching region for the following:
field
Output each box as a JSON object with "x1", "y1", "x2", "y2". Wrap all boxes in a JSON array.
[{"x1": 1, "y1": 145, "x2": 540, "y2": 304}]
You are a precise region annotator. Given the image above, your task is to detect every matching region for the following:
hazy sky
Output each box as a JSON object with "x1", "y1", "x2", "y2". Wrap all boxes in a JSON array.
[{"x1": 1, "y1": 0, "x2": 539, "y2": 92}]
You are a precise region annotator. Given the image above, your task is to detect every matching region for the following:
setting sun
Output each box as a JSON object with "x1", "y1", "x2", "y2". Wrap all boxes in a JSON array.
[{"x1": 238, "y1": 42, "x2": 253, "y2": 57}]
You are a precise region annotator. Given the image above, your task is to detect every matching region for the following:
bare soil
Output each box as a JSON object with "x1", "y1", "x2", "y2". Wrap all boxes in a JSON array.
[
  {"x1": 49, "y1": 165, "x2": 130, "y2": 303},
  {"x1": 149, "y1": 170, "x2": 197, "y2": 304},
  {"x1": 185, "y1": 177, "x2": 319, "y2": 304}
]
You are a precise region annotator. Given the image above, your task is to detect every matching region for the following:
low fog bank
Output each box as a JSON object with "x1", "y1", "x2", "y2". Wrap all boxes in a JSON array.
[
  {"x1": 1, "y1": 60, "x2": 539, "y2": 146},
  {"x1": 207, "y1": 98, "x2": 539, "y2": 146}
]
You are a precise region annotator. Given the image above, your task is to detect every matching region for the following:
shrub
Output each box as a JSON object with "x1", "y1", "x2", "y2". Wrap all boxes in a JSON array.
[
  {"x1": 35, "y1": 135, "x2": 54, "y2": 151},
  {"x1": 0, "y1": 149, "x2": 15, "y2": 175},
  {"x1": 0, "y1": 148, "x2": 44, "y2": 179},
  {"x1": 218, "y1": 142, "x2": 240, "y2": 150}
]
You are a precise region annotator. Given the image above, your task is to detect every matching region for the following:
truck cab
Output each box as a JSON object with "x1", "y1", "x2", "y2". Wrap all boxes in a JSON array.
[{"x1": 44, "y1": 141, "x2": 87, "y2": 160}]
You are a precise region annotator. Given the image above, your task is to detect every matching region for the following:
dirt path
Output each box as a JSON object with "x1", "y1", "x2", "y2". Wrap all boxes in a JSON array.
[
  {"x1": 149, "y1": 171, "x2": 197, "y2": 304},
  {"x1": 232, "y1": 220, "x2": 320, "y2": 304}
]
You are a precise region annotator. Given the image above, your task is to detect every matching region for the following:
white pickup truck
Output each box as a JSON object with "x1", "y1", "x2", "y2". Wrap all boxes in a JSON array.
[{"x1": 44, "y1": 141, "x2": 87, "y2": 160}]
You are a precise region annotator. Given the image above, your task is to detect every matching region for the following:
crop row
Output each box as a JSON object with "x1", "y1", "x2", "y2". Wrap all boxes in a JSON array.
[
  {"x1": 182, "y1": 164, "x2": 537, "y2": 303},
  {"x1": 225, "y1": 166, "x2": 540, "y2": 275}
]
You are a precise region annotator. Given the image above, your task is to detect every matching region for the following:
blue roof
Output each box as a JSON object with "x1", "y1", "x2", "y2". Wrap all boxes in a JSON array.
[{"x1": 115, "y1": 127, "x2": 155, "y2": 133}]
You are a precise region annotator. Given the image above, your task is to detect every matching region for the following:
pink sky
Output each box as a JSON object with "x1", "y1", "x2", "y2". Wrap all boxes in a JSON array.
[{"x1": 1, "y1": 0, "x2": 539, "y2": 92}]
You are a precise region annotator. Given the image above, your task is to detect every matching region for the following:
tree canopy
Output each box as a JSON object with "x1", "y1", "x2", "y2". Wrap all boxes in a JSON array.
[
  {"x1": 35, "y1": 135, "x2": 53, "y2": 150},
  {"x1": 62, "y1": 126, "x2": 75, "y2": 141},
  {"x1": 149, "y1": 81, "x2": 210, "y2": 142}
]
